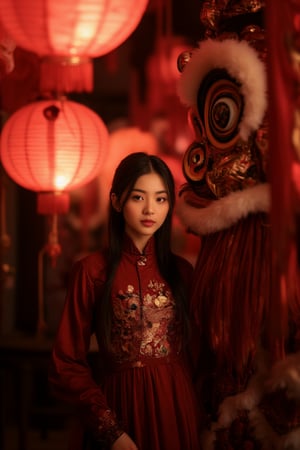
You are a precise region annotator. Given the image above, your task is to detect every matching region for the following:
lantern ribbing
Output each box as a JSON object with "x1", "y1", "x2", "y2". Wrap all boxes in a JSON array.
[
  {"x1": 0, "y1": 0, "x2": 149, "y2": 92},
  {"x1": 0, "y1": 98, "x2": 109, "y2": 193}
]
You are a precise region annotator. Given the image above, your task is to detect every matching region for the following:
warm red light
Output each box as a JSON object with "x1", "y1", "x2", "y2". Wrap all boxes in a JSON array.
[
  {"x1": 0, "y1": 0, "x2": 149, "y2": 92},
  {"x1": 0, "y1": 98, "x2": 109, "y2": 193},
  {"x1": 0, "y1": 0, "x2": 148, "y2": 58}
]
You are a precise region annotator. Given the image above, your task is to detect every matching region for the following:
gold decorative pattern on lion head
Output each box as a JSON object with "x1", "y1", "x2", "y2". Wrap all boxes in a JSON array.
[{"x1": 177, "y1": 0, "x2": 268, "y2": 202}]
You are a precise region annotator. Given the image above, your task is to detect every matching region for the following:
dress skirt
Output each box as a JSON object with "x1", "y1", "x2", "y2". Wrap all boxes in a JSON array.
[{"x1": 79, "y1": 356, "x2": 201, "y2": 450}]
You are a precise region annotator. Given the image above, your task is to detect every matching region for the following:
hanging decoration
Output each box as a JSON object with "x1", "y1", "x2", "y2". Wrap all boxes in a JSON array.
[
  {"x1": 130, "y1": 0, "x2": 192, "y2": 155},
  {"x1": 0, "y1": 97, "x2": 108, "y2": 257},
  {"x1": 0, "y1": 97, "x2": 108, "y2": 333},
  {"x1": 0, "y1": 0, "x2": 149, "y2": 93},
  {"x1": 0, "y1": 98, "x2": 108, "y2": 197}
]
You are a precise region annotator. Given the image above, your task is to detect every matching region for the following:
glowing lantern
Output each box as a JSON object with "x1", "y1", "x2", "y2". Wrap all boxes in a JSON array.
[
  {"x1": 0, "y1": 98, "x2": 108, "y2": 213},
  {"x1": 0, "y1": 0, "x2": 149, "y2": 92},
  {"x1": 0, "y1": 98, "x2": 109, "y2": 333}
]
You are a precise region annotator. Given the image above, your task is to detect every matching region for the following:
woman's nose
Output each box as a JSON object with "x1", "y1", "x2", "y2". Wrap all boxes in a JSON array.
[{"x1": 143, "y1": 200, "x2": 154, "y2": 215}]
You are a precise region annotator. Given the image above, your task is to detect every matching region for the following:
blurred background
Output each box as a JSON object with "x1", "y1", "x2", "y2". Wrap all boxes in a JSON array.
[{"x1": 0, "y1": 1, "x2": 204, "y2": 449}]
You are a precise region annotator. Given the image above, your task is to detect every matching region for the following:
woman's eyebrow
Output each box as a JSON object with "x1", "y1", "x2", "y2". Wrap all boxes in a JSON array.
[{"x1": 131, "y1": 188, "x2": 167, "y2": 194}]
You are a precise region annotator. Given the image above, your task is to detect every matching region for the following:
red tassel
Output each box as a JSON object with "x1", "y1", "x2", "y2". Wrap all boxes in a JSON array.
[{"x1": 40, "y1": 56, "x2": 93, "y2": 93}]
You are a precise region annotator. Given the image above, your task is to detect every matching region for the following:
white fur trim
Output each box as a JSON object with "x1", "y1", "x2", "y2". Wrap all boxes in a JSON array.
[
  {"x1": 177, "y1": 39, "x2": 267, "y2": 141},
  {"x1": 249, "y1": 407, "x2": 280, "y2": 450},
  {"x1": 176, "y1": 183, "x2": 270, "y2": 235},
  {"x1": 211, "y1": 346, "x2": 268, "y2": 431},
  {"x1": 199, "y1": 347, "x2": 300, "y2": 449},
  {"x1": 250, "y1": 407, "x2": 300, "y2": 450},
  {"x1": 267, "y1": 352, "x2": 300, "y2": 400},
  {"x1": 212, "y1": 374, "x2": 265, "y2": 430},
  {"x1": 200, "y1": 429, "x2": 216, "y2": 450},
  {"x1": 283, "y1": 428, "x2": 300, "y2": 450}
]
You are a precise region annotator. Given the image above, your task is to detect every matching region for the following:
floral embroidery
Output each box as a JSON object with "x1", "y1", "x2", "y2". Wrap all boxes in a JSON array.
[
  {"x1": 111, "y1": 279, "x2": 180, "y2": 363},
  {"x1": 154, "y1": 295, "x2": 168, "y2": 307},
  {"x1": 115, "y1": 286, "x2": 140, "y2": 321}
]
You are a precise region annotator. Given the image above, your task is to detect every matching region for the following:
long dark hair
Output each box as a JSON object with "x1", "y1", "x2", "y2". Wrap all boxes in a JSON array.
[{"x1": 96, "y1": 152, "x2": 189, "y2": 350}]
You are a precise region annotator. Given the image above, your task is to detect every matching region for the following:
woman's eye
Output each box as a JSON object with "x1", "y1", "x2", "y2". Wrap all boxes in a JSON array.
[
  {"x1": 156, "y1": 197, "x2": 167, "y2": 203},
  {"x1": 132, "y1": 195, "x2": 143, "y2": 201}
]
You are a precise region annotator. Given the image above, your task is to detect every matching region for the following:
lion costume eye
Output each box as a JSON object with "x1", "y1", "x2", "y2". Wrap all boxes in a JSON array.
[
  {"x1": 197, "y1": 69, "x2": 244, "y2": 150},
  {"x1": 182, "y1": 142, "x2": 207, "y2": 183}
]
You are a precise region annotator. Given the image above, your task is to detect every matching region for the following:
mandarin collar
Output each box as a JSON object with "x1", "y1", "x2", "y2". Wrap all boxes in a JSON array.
[{"x1": 122, "y1": 233, "x2": 155, "y2": 256}]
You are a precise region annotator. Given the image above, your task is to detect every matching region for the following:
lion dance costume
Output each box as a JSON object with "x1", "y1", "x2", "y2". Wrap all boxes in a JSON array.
[{"x1": 176, "y1": 1, "x2": 300, "y2": 449}]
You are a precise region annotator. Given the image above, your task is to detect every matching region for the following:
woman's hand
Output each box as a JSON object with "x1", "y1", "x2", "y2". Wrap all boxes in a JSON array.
[{"x1": 111, "y1": 432, "x2": 138, "y2": 450}]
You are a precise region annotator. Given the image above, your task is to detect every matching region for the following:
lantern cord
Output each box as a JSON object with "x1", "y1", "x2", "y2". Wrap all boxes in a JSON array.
[
  {"x1": 37, "y1": 246, "x2": 47, "y2": 336},
  {"x1": 37, "y1": 214, "x2": 62, "y2": 335},
  {"x1": 155, "y1": 0, "x2": 173, "y2": 84},
  {"x1": 45, "y1": 214, "x2": 62, "y2": 266},
  {"x1": 155, "y1": 0, "x2": 172, "y2": 39},
  {"x1": 0, "y1": 174, "x2": 11, "y2": 250}
]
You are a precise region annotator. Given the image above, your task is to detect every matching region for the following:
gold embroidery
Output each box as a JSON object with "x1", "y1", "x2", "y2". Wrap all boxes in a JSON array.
[{"x1": 111, "y1": 279, "x2": 180, "y2": 362}]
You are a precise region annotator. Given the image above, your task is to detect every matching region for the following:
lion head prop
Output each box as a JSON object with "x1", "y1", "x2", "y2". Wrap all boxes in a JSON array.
[{"x1": 176, "y1": 1, "x2": 300, "y2": 449}]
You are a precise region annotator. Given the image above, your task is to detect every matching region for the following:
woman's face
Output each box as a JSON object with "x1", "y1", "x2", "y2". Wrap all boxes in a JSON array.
[{"x1": 121, "y1": 172, "x2": 170, "y2": 251}]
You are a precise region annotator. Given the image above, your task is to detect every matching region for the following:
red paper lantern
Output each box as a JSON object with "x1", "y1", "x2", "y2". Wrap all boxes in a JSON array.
[
  {"x1": 0, "y1": 98, "x2": 109, "y2": 213},
  {"x1": 0, "y1": 0, "x2": 149, "y2": 92}
]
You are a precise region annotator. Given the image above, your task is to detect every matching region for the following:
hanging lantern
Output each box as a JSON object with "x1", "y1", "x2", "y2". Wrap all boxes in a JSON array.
[
  {"x1": 0, "y1": 97, "x2": 109, "y2": 214},
  {"x1": 0, "y1": 98, "x2": 109, "y2": 333},
  {"x1": 0, "y1": 0, "x2": 149, "y2": 92}
]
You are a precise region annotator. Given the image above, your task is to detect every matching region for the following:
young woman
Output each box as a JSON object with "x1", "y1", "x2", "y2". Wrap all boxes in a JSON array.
[{"x1": 49, "y1": 152, "x2": 201, "y2": 450}]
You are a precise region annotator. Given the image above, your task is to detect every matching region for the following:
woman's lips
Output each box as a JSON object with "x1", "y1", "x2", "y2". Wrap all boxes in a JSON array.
[{"x1": 141, "y1": 220, "x2": 155, "y2": 227}]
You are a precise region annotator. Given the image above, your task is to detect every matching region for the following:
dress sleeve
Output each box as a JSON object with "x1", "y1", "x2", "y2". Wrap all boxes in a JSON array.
[{"x1": 48, "y1": 256, "x2": 124, "y2": 447}]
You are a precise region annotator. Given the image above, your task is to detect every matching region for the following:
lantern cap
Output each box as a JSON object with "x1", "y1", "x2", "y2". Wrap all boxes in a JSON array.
[
  {"x1": 37, "y1": 192, "x2": 70, "y2": 215},
  {"x1": 40, "y1": 57, "x2": 93, "y2": 93}
]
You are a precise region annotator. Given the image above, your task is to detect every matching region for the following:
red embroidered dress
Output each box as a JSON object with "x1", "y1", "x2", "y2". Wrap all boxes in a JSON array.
[{"x1": 49, "y1": 235, "x2": 200, "y2": 450}]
